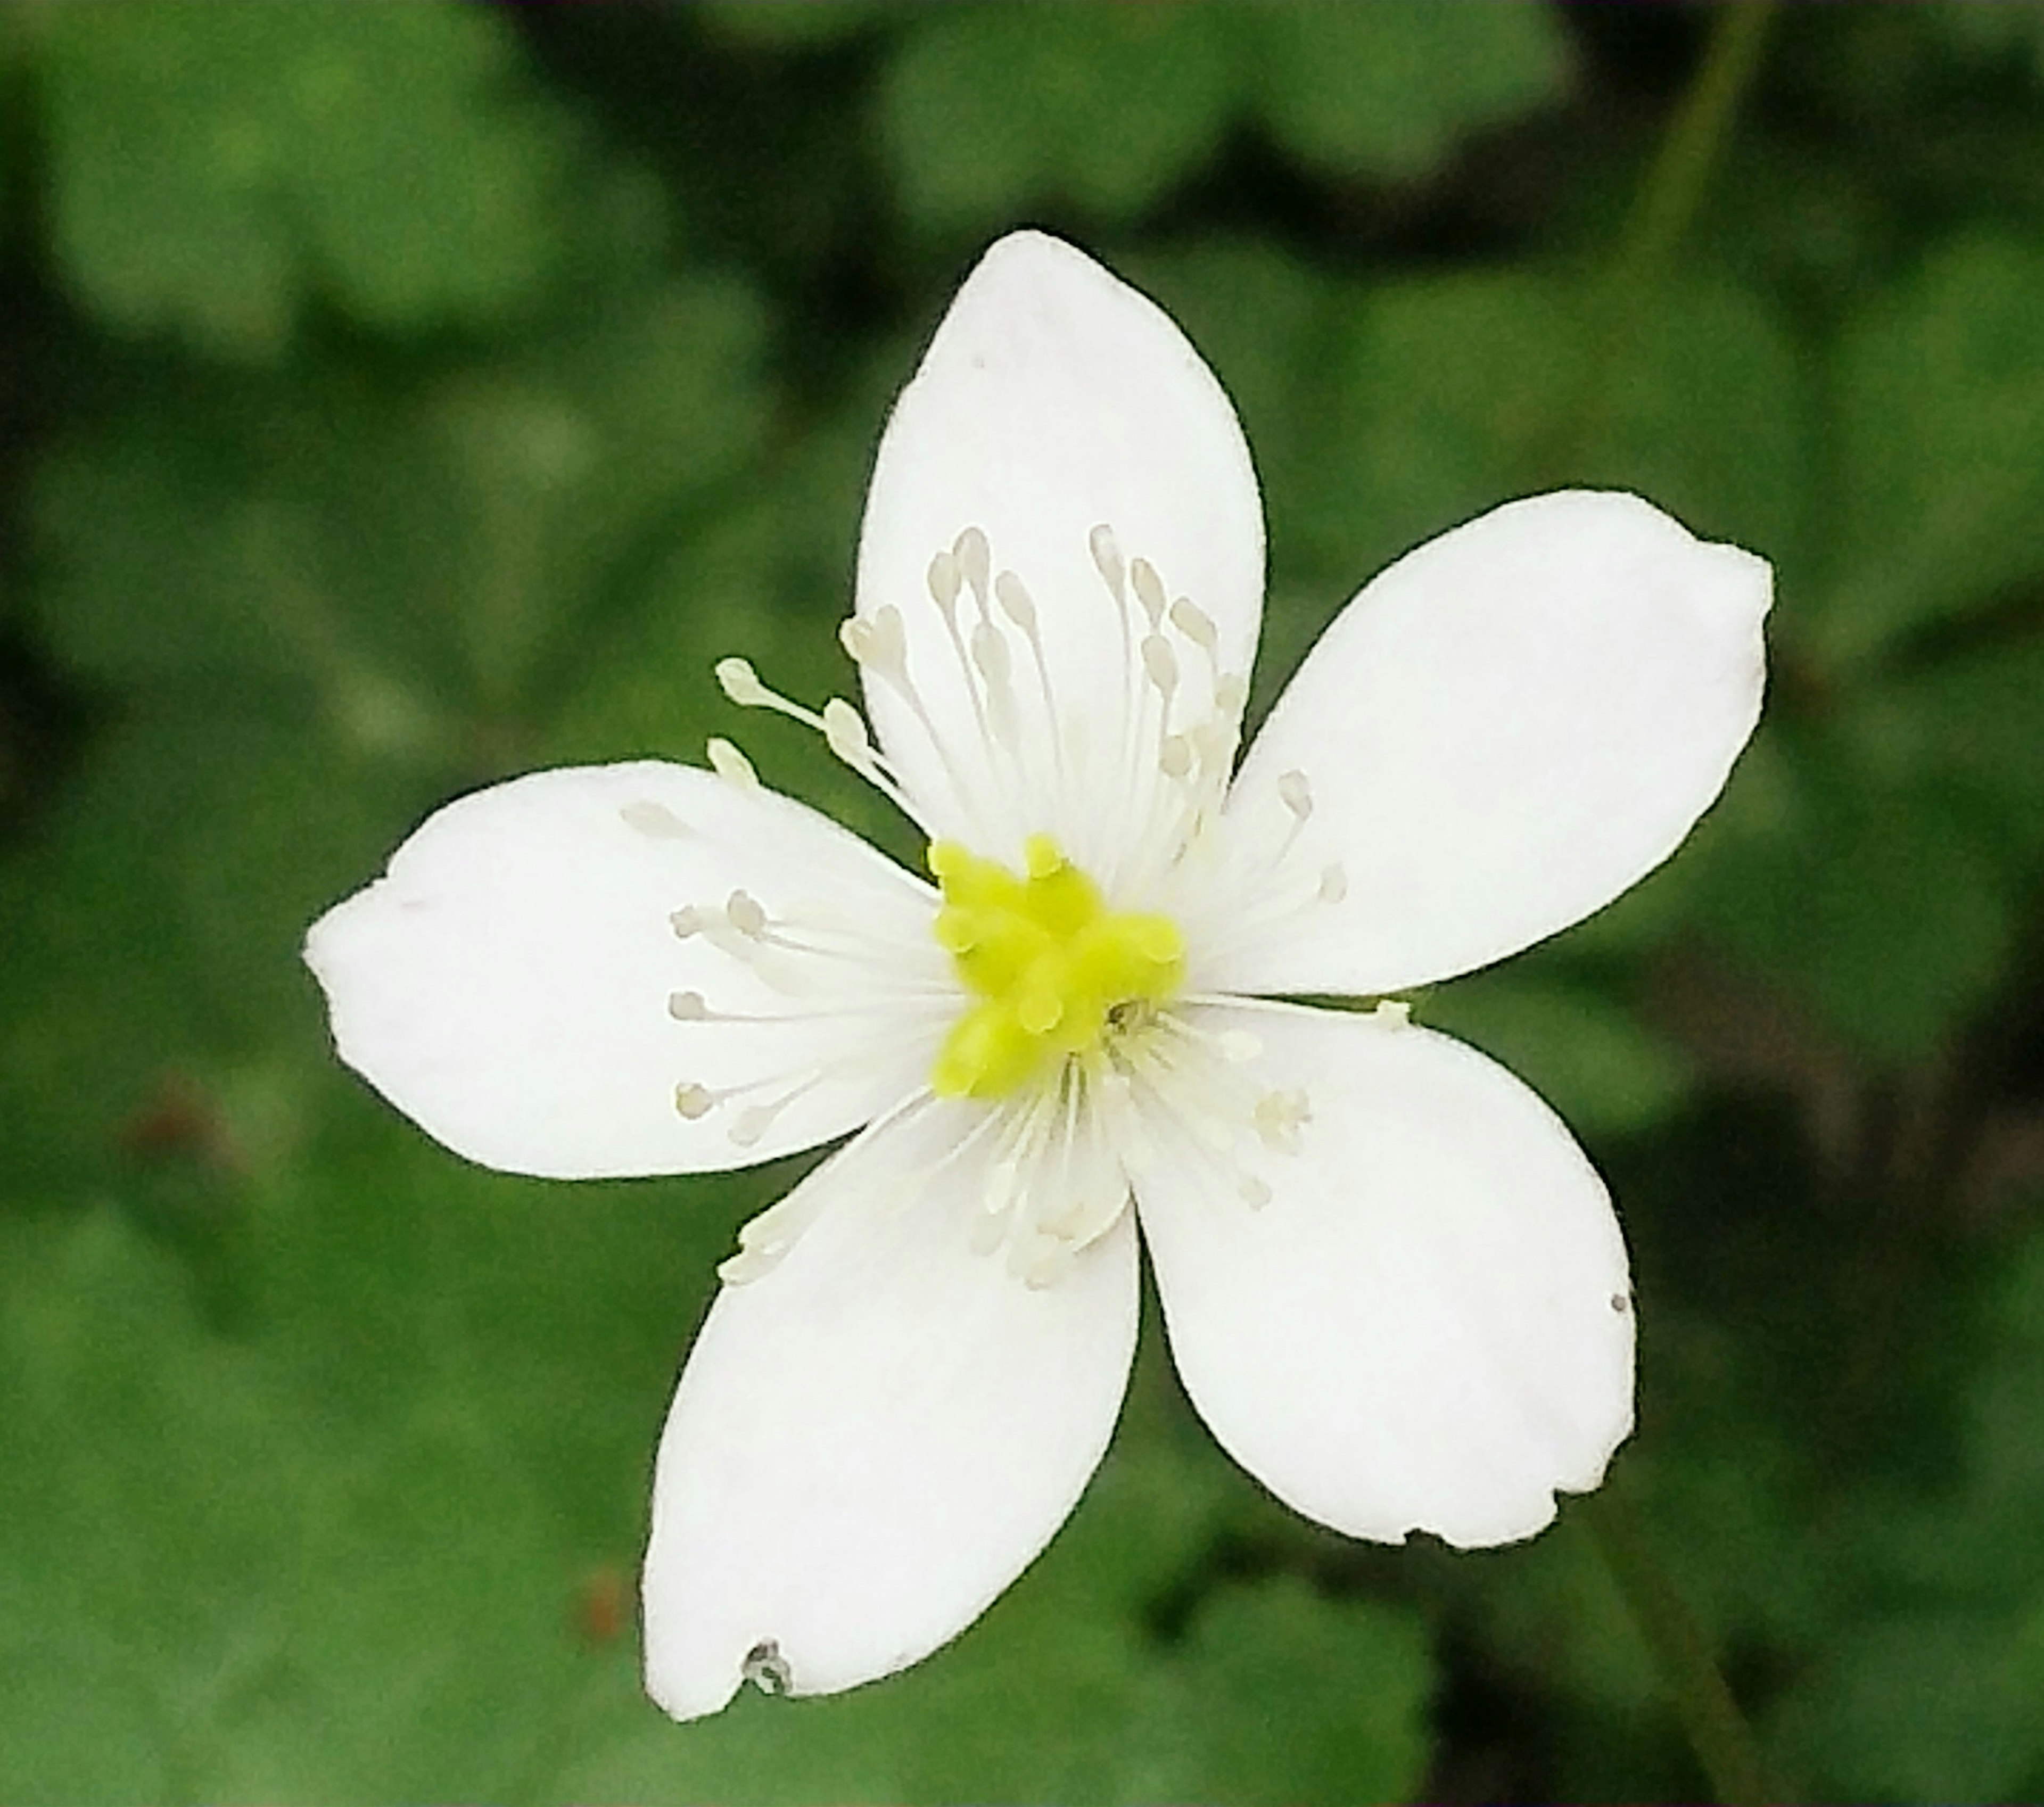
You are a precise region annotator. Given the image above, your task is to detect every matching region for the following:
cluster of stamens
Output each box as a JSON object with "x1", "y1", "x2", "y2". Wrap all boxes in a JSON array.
[{"x1": 660, "y1": 522, "x2": 1358, "y2": 1286}]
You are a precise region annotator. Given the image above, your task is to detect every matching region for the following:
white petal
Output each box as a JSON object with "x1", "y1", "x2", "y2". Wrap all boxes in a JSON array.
[
  {"x1": 1138, "y1": 1003, "x2": 1632, "y2": 1548},
  {"x1": 1211, "y1": 491, "x2": 1768, "y2": 996},
  {"x1": 852, "y1": 230, "x2": 1263, "y2": 865},
  {"x1": 641, "y1": 1100, "x2": 1139, "y2": 1720},
  {"x1": 304, "y1": 762, "x2": 946, "y2": 1179}
]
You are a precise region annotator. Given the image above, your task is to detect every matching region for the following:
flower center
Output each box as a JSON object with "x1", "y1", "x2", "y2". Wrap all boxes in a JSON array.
[{"x1": 928, "y1": 834, "x2": 1184, "y2": 1100}]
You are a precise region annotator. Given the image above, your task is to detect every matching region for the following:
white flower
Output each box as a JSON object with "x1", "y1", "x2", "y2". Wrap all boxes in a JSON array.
[{"x1": 304, "y1": 231, "x2": 1769, "y2": 1722}]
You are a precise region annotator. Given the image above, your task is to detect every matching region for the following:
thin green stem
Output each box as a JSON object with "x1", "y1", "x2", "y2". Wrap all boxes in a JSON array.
[
  {"x1": 1550, "y1": 0, "x2": 1777, "y2": 473},
  {"x1": 1581, "y1": 1479, "x2": 1777, "y2": 1806}
]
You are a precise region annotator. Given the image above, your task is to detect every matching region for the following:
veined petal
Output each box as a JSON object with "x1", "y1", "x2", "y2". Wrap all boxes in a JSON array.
[
  {"x1": 1138, "y1": 1002, "x2": 1632, "y2": 1548},
  {"x1": 851, "y1": 230, "x2": 1264, "y2": 871},
  {"x1": 642, "y1": 1100, "x2": 1139, "y2": 1721},
  {"x1": 304, "y1": 762, "x2": 946, "y2": 1179},
  {"x1": 1209, "y1": 492, "x2": 1768, "y2": 996}
]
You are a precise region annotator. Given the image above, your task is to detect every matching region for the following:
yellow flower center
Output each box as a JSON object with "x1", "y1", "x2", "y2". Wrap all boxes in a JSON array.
[{"x1": 928, "y1": 834, "x2": 1185, "y2": 1100}]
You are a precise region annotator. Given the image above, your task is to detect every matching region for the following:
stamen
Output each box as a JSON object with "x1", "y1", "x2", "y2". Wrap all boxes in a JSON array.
[
  {"x1": 1088, "y1": 523, "x2": 1126, "y2": 600},
  {"x1": 667, "y1": 989, "x2": 709, "y2": 1020},
  {"x1": 993, "y1": 570, "x2": 1036, "y2": 632},
  {"x1": 706, "y1": 737, "x2": 760, "y2": 792},
  {"x1": 840, "y1": 605, "x2": 910, "y2": 684},
  {"x1": 1278, "y1": 770, "x2": 1313, "y2": 821},
  {"x1": 673, "y1": 1082, "x2": 714, "y2": 1119},
  {"x1": 670, "y1": 906, "x2": 704, "y2": 938},
  {"x1": 954, "y1": 526, "x2": 991, "y2": 607},
  {"x1": 926, "y1": 550, "x2": 962, "y2": 613},
  {"x1": 1167, "y1": 596, "x2": 1218, "y2": 656},
  {"x1": 1318, "y1": 863, "x2": 1348, "y2": 904},
  {"x1": 1130, "y1": 557, "x2": 1166, "y2": 628},
  {"x1": 715, "y1": 657, "x2": 772, "y2": 709},
  {"x1": 726, "y1": 889, "x2": 768, "y2": 938},
  {"x1": 1159, "y1": 735, "x2": 1193, "y2": 780},
  {"x1": 821, "y1": 697, "x2": 876, "y2": 769},
  {"x1": 1141, "y1": 633, "x2": 1179, "y2": 699}
]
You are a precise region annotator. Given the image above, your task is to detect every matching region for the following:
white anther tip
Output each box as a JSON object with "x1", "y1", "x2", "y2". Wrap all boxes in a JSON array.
[
  {"x1": 726, "y1": 889, "x2": 768, "y2": 938},
  {"x1": 1130, "y1": 557, "x2": 1166, "y2": 625},
  {"x1": 926, "y1": 550, "x2": 962, "y2": 611},
  {"x1": 1168, "y1": 596, "x2": 1218, "y2": 652},
  {"x1": 993, "y1": 570, "x2": 1037, "y2": 631},
  {"x1": 714, "y1": 656, "x2": 768, "y2": 706},
  {"x1": 1141, "y1": 633, "x2": 1179, "y2": 696},
  {"x1": 667, "y1": 990, "x2": 708, "y2": 1021},
  {"x1": 706, "y1": 737, "x2": 760, "y2": 791},
  {"x1": 1278, "y1": 769, "x2": 1314, "y2": 820},
  {"x1": 674, "y1": 1082, "x2": 714, "y2": 1120},
  {"x1": 1088, "y1": 523, "x2": 1126, "y2": 598},
  {"x1": 669, "y1": 905, "x2": 703, "y2": 939}
]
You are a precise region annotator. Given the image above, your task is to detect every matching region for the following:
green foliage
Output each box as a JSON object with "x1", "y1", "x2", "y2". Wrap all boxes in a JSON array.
[
  {"x1": 9, "y1": 2, "x2": 2044, "y2": 1802},
  {"x1": 1820, "y1": 234, "x2": 2044, "y2": 671},
  {"x1": 39, "y1": 2, "x2": 573, "y2": 359},
  {"x1": 878, "y1": 1, "x2": 1570, "y2": 232}
]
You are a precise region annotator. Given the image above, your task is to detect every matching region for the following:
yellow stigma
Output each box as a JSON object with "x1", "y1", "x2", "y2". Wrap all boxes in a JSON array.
[{"x1": 928, "y1": 834, "x2": 1184, "y2": 1100}]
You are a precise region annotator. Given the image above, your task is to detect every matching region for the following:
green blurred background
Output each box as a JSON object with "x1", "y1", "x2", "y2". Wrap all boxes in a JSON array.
[{"x1": 5, "y1": 3, "x2": 2044, "y2": 1800}]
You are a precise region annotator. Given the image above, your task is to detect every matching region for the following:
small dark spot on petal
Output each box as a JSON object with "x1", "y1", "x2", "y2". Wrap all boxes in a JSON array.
[
  {"x1": 1610, "y1": 1291, "x2": 1631, "y2": 1315},
  {"x1": 743, "y1": 1638, "x2": 793, "y2": 1696}
]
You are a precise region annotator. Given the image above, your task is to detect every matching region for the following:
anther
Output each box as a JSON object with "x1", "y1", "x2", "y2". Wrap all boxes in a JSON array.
[
  {"x1": 926, "y1": 549, "x2": 962, "y2": 612},
  {"x1": 1215, "y1": 673, "x2": 1248, "y2": 718},
  {"x1": 673, "y1": 1082, "x2": 714, "y2": 1120},
  {"x1": 730, "y1": 1104, "x2": 774, "y2": 1148},
  {"x1": 821, "y1": 697, "x2": 874, "y2": 768},
  {"x1": 667, "y1": 990, "x2": 709, "y2": 1021},
  {"x1": 993, "y1": 570, "x2": 1037, "y2": 632},
  {"x1": 1089, "y1": 523, "x2": 1126, "y2": 600},
  {"x1": 839, "y1": 608, "x2": 910, "y2": 684},
  {"x1": 669, "y1": 905, "x2": 704, "y2": 939},
  {"x1": 954, "y1": 526, "x2": 991, "y2": 605},
  {"x1": 1141, "y1": 633, "x2": 1179, "y2": 698},
  {"x1": 726, "y1": 890, "x2": 768, "y2": 938},
  {"x1": 1130, "y1": 557, "x2": 1166, "y2": 627},
  {"x1": 1159, "y1": 735, "x2": 1193, "y2": 779},
  {"x1": 971, "y1": 620, "x2": 1012, "y2": 686},
  {"x1": 706, "y1": 737, "x2": 759, "y2": 791},
  {"x1": 1253, "y1": 1087, "x2": 1312, "y2": 1154},
  {"x1": 1278, "y1": 769, "x2": 1314, "y2": 821},
  {"x1": 1318, "y1": 863, "x2": 1348, "y2": 904},
  {"x1": 1240, "y1": 1176, "x2": 1273, "y2": 1209},
  {"x1": 715, "y1": 657, "x2": 772, "y2": 708},
  {"x1": 1168, "y1": 597, "x2": 1218, "y2": 654}
]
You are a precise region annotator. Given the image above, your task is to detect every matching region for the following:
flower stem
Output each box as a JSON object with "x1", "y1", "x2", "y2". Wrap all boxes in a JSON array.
[
  {"x1": 1551, "y1": 0, "x2": 1777, "y2": 471},
  {"x1": 1580, "y1": 1478, "x2": 1777, "y2": 1806}
]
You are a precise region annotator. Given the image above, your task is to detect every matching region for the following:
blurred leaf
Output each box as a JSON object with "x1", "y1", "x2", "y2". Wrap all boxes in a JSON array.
[
  {"x1": 1136, "y1": 1576, "x2": 1432, "y2": 1806},
  {"x1": 1841, "y1": 631, "x2": 2044, "y2": 871},
  {"x1": 41, "y1": 2, "x2": 572, "y2": 357},
  {"x1": 879, "y1": 4, "x2": 1235, "y2": 230},
  {"x1": 1422, "y1": 976, "x2": 1697, "y2": 1140},
  {"x1": 1291, "y1": 268, "x2": 1808, "y2": 607},
  {"x1": 0, "y1": 704, "x2": 416, "y2": 1201},
  {"x1": 1247, "y1": 0, "x2": 1572, "y2": 182},
  {"x1": 1770, "y1": 1233, "x2": 2044, "y2": 1802},
  {"x1": 1817, "y1": 234, "x2": 2044, "y2": 671},
  {"x1": 698, "y1": 2, "x2": 884, "y2": 49},
  {"x1": 31, "y1": 275, "x2": 770, "y2": 724},
  {"x1": 1691, "y1": 728, "x2": 2016, "y2": 1061}
]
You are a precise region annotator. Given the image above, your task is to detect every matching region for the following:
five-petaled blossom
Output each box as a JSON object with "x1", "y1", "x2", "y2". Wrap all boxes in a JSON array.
[{"x1": 305, "y1": 232, "x2": 1769, "y2": 1721}]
